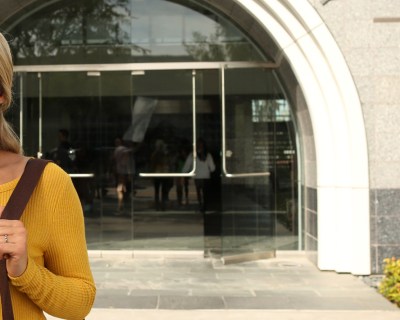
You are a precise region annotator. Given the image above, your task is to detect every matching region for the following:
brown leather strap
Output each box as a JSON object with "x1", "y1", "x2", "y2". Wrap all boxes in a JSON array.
[
  {"x1": 0, "y1": 260, "x2": 12, "y2": 320},
  {"x1": 1, "y1": 159, "x2": 50, "y2": 220},
  {"x1": 0, "y1": 158, "x2": 49, "y2": 320}
]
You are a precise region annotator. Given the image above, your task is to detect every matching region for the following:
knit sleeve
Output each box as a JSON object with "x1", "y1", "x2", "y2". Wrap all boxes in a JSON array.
[{"x1": 10, "y1": 167, "x2": 96, "y2": 319}]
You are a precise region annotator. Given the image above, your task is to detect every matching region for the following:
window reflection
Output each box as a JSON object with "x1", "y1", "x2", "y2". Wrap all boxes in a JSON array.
[
  {"x1": 8, "y1": 0, "x2": 265, "y2": 65},
  {"x1": 252, "y1": 100, "x2": 291, "y2": 123}
]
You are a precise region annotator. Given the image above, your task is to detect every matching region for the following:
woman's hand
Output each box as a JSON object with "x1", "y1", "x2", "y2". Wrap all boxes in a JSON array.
[{"x1": 0, "y1": 207, "x2": 28, "y2": 277}]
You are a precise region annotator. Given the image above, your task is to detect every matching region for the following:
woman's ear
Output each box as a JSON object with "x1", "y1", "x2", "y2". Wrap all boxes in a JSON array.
[{"x1": 0, "y1": 95, "x2": 4, "y2": 105}]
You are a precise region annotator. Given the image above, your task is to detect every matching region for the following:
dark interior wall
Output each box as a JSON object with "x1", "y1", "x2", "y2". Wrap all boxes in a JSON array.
[{"x1": 0, "y1": 0, "x2": 38, "y2": 26}]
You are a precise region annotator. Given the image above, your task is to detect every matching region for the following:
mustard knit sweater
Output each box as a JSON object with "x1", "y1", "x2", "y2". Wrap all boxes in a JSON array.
[{"x1": 0, "y1": 163, "x2": 96, "y2": 319}]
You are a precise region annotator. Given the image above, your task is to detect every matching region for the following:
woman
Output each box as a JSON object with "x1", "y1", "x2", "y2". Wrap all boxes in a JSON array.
[
  {"x1": 183, "y1": 138, "x2": 215, "y2": 213},
  {"x1": 112, "y1": 137, "x2": 134, "y2": 212},
  {"x1": 0, "y1": 32, "x2": 95, "y2": 319}
]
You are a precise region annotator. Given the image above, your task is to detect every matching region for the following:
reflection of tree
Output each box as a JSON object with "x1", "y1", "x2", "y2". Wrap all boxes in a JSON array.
[
  {"x1": 10, "y1": 0, "x2": 150, "y2": 63},
  {"x1": 253, "y1": 100, "x2": 285, "y2": 122},
  {"x1": 184, "y1": 25, "x2": 260, "y2": 61}
]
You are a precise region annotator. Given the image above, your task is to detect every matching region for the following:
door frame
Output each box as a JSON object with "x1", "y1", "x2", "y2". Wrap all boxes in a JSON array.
[{"x1": 14, "y1": 61, "x2": 301, "y2": 259}]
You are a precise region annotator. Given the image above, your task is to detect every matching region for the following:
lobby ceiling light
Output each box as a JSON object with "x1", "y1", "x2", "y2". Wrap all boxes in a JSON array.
[
  {"x1": 131, "y1": 70, "x2": 145, "y2": 76},
  {"x1": 87, "y1": 71, "x2": 100, "y2": 77}
]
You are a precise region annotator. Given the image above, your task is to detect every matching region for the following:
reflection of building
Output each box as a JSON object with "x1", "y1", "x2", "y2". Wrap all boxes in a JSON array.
[{"x1": 1, "y1": 0, "x2": 399, "y2": 275}]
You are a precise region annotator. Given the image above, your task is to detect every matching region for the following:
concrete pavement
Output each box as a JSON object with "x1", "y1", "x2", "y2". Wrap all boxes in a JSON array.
[
  {"x1": 81, "y1": 309, "x2": 400, "y2": 320},
  {"x1": 46, "y1": 251, "x2": 399, "y2": 319}
]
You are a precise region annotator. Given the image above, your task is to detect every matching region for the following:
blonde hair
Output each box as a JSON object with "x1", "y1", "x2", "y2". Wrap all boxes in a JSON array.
[{"x1": 0, "y1": 32, "x2": 21, "y2": 154}]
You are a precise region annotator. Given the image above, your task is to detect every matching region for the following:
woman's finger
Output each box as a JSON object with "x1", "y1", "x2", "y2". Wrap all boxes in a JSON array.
[
  {"x1": 2, "y1": 233, "x2": 10, "y2": 244},
  {"x1": 0, "y1": 220, "x2": 27, "y2": 237},
  {"x1": 0, "y1": 232, "x2": 28, "y2": 277},
  {"x1": 0, "y1": 219, "x2": 25, "y2": 228},
  {"x1": 0, "y1": 220, "x2": 28, "y2": 259},
  {"x1": 0, "y1": 234, "x2": 27, "y2": 252}
]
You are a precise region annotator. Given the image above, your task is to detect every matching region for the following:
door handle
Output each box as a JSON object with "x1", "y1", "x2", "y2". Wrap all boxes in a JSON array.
[
  {"x1": 221, "y1": 66, "x2": 270, "y2": 179},
  {"x1": 68, "y1": 173, "x2": 95, "y2": 178},
  {"x1": 139, "y1": 70, "x2": 198, "y2": 178}
]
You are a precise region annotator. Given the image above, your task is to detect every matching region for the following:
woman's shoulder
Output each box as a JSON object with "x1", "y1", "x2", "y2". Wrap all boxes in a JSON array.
[
  {"x1": 40, "y1": 161, "x2": 71, "y2": 186},
  {"x1": 42, "y1": 160, "x2": 64, "y2": 171},
  {"x1": 42, "y1": 160, "x2": 69, "y2": 175}
]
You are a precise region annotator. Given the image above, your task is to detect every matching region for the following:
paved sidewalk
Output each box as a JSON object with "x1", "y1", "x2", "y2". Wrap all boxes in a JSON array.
[
  {"x1": 47, "y1": 251, "x2": 399, "y2": 319},
  {"x1": 80, "y1": 309, "x2": 400, "y2": 320}
]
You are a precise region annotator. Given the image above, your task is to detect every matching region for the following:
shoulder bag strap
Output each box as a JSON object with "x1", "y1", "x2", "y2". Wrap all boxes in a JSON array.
[
  {"x1": 0, "y1": 158, "x2": 50, "y2": 320},
  {"x1": 1, "y1": 159, "x2": 50, "y2": 220}
]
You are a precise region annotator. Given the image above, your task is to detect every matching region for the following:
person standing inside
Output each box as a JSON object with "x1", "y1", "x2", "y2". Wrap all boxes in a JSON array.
[
  {"x1": 174, "y1": 143, "x2": 190, "y2": 207},
  {"x1": 112, "y1": 137, "x2": 134, "y2": 213},
  {"x1": 44, "y1": 128, "x2": 74, "y2": 173},
  {"x1": 0, "y1": 32, "x2": 95, "y2": 319},
  {"x1": 150, "y1": 139, "x2": 173, "y2": 211},
  {"x1": 55, "y1": 128, "x2": 73, "y2": 172},
  {"x1": 183, "y1": 138, "x2": 215, "y2": 213}
]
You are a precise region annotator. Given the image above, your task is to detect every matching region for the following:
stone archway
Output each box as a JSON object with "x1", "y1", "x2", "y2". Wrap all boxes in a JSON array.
[{"x1": 235, "y1": 0, "x2": 370, "y2": 275}]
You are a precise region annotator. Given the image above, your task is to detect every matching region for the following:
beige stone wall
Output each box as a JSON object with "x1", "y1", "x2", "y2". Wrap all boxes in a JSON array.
[
  {"x1": 310, "y1": 0, "x2": 400, "y2": 189},
  {"x1": 309, "y1": 0, "x2": 400, "y2": 273}
]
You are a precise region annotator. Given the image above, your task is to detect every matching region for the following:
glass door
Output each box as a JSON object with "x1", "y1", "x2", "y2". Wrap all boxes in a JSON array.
[
  {"x1": 13, "y1": 72, "x2": 40, "y2": 158},
  {"x1": 220, "y1": 66, "x2": 297, "y2": 263},
  {"x1": 40, "y1": 71, "x2": 108, "y2": 248},
  {"x1": 15, "y1": 71, "x2": 137, "y2": 249},
  {"x1": 130, "y1": 69, "x2": 200, "y2": 250}
]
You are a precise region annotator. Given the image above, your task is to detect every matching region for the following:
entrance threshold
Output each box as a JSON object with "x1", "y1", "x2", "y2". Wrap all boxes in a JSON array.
[
  {"x1": 221, "y1": 251, "x2": 275, "y2": 265},
  {"x1": 88, "y1": 250, "x2": 204, "y2": 259}
]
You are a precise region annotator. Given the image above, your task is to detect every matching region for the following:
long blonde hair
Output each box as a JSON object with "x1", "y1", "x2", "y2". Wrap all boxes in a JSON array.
[{"x1": 0, "y1": 32, "x2": 21, "y2": 154}]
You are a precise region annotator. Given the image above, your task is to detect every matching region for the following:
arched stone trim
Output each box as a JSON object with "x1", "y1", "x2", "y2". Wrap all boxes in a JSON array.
[{"x1": 236, "y1": 0, "x2": 370, "y2": 274}]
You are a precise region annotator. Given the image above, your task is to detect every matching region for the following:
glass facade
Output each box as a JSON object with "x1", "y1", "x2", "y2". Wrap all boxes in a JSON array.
[
  {"x1": 5, "y1": 0, "x2": 300, "y2": 258},
  {"x1": 6, "y1": 0, "x2": 265, "y2": 65}
]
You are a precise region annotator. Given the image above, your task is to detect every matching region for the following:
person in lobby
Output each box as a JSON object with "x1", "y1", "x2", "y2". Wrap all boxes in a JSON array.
[
  {"x1": 183, "y1": 137, "x2": 215, "y2": 213},
  {"x1": 0, "y1": 31, "x2": 95, "y2": 319},
  {"x1": 150, "y1": 139, "x2": 173, "y2": 211},
  {"x1": 45, "y1": 128, "x2": 74, "y2": 173},
  {"x1": 112, "y1": 136, "x2": 134, "y2": 213},
  {"x1": 174, "y1": 141, "x2": 190, "y2": 207},
  {"x1": 55, "y1": 128, "x2": 73, "y2": 172}
]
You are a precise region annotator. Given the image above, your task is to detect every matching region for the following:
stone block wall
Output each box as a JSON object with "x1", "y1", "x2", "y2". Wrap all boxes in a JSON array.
[{"x1": 310, "y1": 0, "x2": 400, "y2": 273}]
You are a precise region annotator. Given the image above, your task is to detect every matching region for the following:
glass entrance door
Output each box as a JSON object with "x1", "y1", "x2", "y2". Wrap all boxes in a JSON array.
[
  {"x1": 220, "y1": 67, "x2": 277, "y2": 262},
  {"x1": 12, "y1": 63, "x2": 299, "y2": 257},
  {"x1": 130, "y1": 69, "x2": 201, "y2": 250},
  {"x1": 221, "y1": 66, "x2": 298, "y2": 261},
  {"x1": 14, "y1": 70, "x2": 136, "y2": 249}
]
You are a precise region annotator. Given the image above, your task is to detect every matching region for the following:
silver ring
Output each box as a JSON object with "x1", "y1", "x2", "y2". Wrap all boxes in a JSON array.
[{"x1": 4, "y1": 234, "x2": 8, "y2": 244}]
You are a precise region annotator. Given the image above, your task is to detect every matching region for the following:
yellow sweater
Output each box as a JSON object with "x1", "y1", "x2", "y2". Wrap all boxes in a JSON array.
[{"x1": 0, "y1": 162, "x2": 96, "y2": 319}]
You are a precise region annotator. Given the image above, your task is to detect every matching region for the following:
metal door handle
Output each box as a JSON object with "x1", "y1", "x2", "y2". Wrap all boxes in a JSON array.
[
  {"x1": 221, "y1": 66, "x2": 270, "y2": 179},
  {"x1": 139, "y1": 70, "x2": 197, "y2": 178}
]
